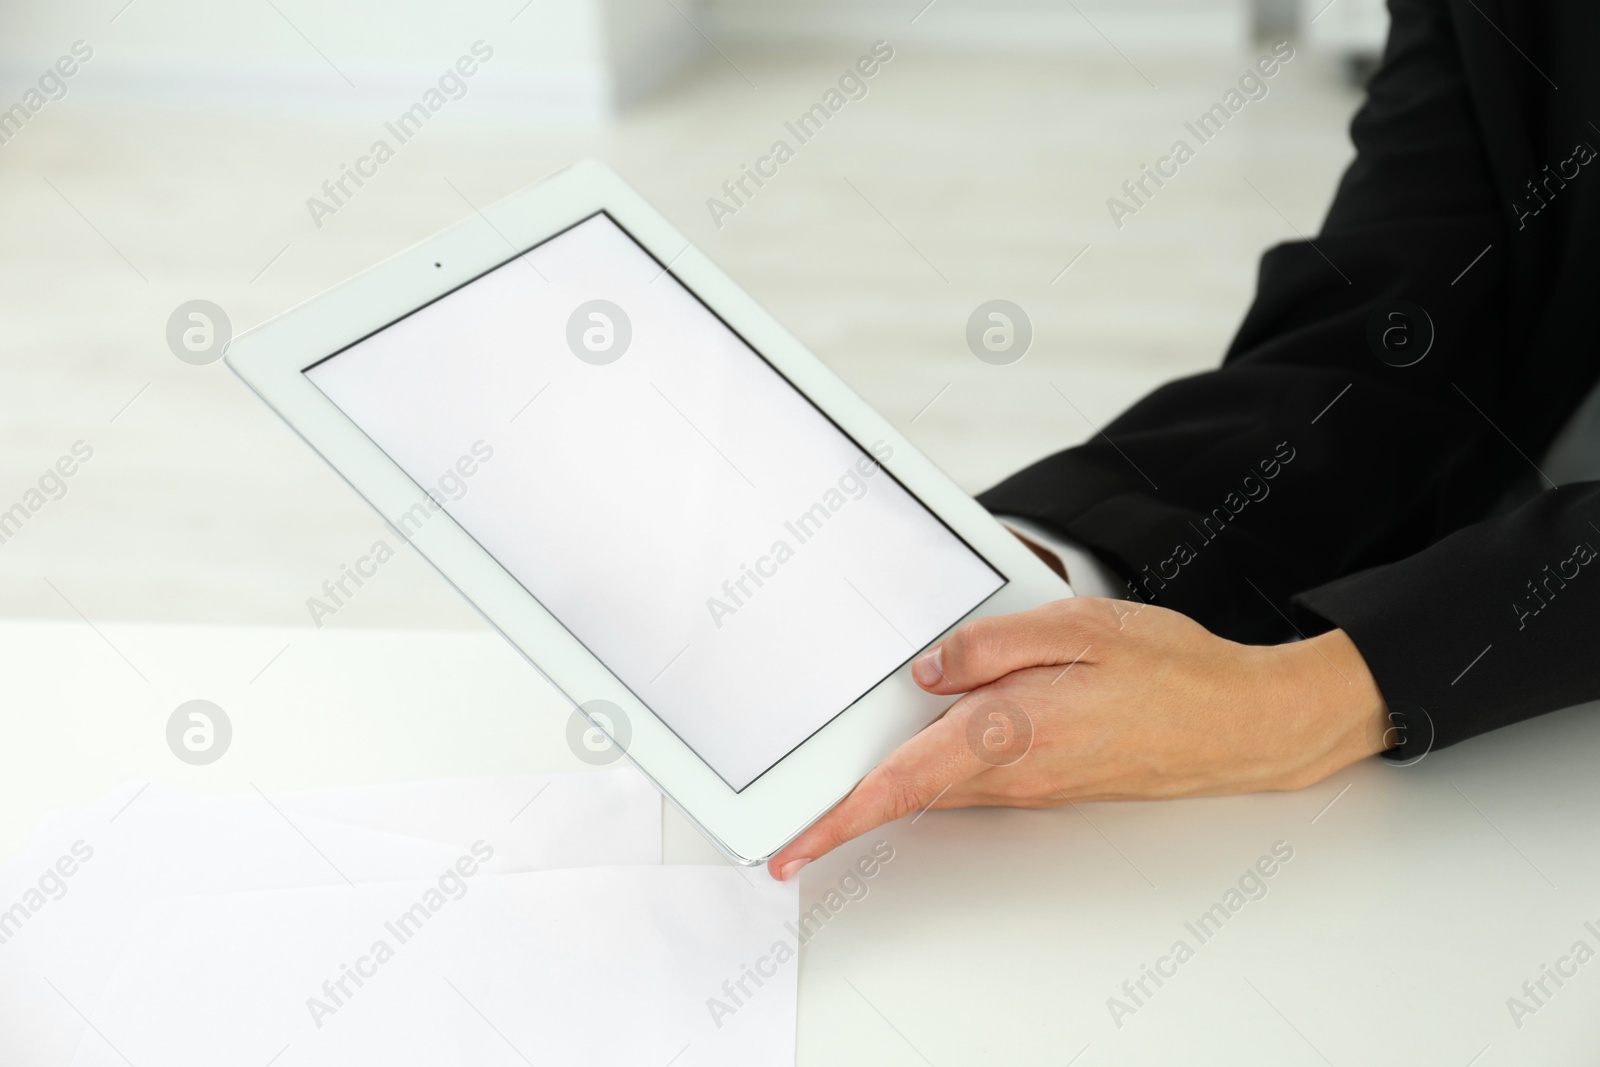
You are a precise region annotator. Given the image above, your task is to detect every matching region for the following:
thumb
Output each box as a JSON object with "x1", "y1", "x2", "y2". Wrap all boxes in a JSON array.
[
  {"x1": 911, "y1": 598, "x2": 1106, "y2": 695},
  {"x1": 767, "y1": 700, "x2": 986, "y2": 880}
]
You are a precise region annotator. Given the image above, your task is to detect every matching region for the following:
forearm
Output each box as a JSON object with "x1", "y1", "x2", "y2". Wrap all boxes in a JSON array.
[{"x1": 1296, "y1": 482, "x2": 1600, "y2": 760}]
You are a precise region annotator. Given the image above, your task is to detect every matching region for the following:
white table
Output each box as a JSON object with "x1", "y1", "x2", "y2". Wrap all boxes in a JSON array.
[{"x1": 4, "y1": 618, "x2": 1597, "y2": 1065}]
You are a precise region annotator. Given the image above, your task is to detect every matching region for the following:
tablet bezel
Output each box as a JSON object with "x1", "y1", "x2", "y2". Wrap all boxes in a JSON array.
[{"x1": 226, "y1": 160, "x2": 1073, "y2": 864}]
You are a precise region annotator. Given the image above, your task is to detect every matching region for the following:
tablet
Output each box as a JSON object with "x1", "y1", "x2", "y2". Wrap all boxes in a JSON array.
[{"x1": 226, "y1": 161, "x2": 1072, "y2": 864}]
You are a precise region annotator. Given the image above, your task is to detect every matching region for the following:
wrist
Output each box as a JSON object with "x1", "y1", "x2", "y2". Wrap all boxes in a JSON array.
[{"x1": 1274, "y1": 629, "x2": 1391, "y2": 785}]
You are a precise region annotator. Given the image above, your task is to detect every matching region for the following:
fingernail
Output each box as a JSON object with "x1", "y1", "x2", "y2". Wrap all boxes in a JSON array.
[
  {"x1": 777, "y1": 858, "x2": 809, "y2": 881},
  {"x1": 912, "y1": 646, "x2": 944, "y2": 686}
]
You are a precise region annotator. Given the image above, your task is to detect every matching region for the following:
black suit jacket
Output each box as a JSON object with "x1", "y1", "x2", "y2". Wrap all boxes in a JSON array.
[{"x1": 979, "y1": 0, "x2": 1600, "y2": 760}]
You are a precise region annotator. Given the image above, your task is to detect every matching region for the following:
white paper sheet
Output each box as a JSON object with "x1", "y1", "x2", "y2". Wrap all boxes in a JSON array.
[
  {"x1": 73, "y1": 866, "x2": 799, "y2": 1067},
  {"x1": 265, "y1": 770, "x2": 662, "y2": 871},
  {"x1": 0, "y1": 773, "x2": 661, "y2": 1065}
]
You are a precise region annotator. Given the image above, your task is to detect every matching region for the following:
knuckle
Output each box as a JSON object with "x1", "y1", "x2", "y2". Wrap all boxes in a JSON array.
[
  {"x1": 984, "y1": 768, "x2": 1055, "y2": 808},
  {"x1": 949, "y1": 615, "x2": 1004, "y2": 674},
  {"x1": 1045, "y1": 595, "x2": 1085, "y2": 617},
  {"x1": 875, "y1": 767, "x2": 929, "y2": 823},
  {"x1": 1052, "y1": 595, "x2": 1112, "y2": 635}
]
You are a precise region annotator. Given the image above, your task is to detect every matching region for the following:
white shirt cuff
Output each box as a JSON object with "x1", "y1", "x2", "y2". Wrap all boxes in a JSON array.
[{"x1": 997, "y1": 516, "x2": 1127, "y2": 600}]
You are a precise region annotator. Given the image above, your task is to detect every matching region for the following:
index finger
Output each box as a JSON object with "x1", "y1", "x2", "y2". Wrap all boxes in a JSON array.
[{"x1": 766, "y1": 697, "x2": 989, "y2": 880}]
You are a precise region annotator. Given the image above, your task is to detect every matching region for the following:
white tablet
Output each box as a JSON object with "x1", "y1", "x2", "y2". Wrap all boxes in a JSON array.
[{"x1": 226, "y1": 161, "x2": 1071, "y2": 864}]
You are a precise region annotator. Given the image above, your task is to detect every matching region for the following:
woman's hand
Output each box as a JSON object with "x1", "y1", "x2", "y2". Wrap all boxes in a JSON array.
[{"x1": 768, "y1": 597, "x2": 1391, "y2": 880}]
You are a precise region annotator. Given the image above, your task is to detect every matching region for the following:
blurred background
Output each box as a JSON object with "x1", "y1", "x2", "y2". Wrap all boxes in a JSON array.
[{"x1": 1, "y1": 0, "x2": 1385, "y2": 631}]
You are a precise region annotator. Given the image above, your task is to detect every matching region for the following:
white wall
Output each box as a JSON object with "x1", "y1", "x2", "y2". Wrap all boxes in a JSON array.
[
  {"x1": 704, "y1": 0, "x2": 1251, "y2": 52},
  {"x1": 0, "y1": 0, "x2": 1254, "y2": 125},
  {"x1": 0, "y1": 0, "x2": 701, "y2": 120},
  {"x1": 1302, "y1": 0, "x2": 1388, "y2": 54}
]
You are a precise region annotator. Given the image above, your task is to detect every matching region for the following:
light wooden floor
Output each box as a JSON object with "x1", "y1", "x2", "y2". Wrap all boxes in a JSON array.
[{"x1": 0, "y1": 45, "x2": 1362, "y2": 629}]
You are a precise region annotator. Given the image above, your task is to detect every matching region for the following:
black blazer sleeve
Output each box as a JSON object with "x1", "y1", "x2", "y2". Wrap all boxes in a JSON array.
[{"x1": 977, "y1": 0, "x2": 1600, "y2": 759}]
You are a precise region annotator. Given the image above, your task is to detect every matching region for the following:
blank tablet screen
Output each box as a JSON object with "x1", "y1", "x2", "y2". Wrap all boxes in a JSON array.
[{"x1": 306, "y1": 212, "x2": 1004, "y2": 790}]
